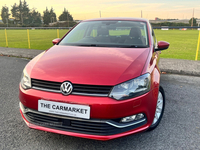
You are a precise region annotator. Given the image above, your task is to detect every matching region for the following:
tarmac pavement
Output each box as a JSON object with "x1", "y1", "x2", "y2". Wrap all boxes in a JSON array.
[{"x1": 0, "y1": 47, "x2": 200, "y2": 77}]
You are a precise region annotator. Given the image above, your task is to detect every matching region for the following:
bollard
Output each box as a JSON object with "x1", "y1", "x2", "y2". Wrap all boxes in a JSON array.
[
  {"x1": 195, "y1": 30, "x2": 200, "y2": 61},
  {"x1": 57, "y1": 29, "x2": 59, "y2": 38},
  {"x1": 27, "y1": 29, "x2": 31, "y2": 49}
]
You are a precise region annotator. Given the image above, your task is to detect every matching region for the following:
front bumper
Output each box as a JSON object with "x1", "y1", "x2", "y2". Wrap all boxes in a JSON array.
[
  {"x1": 20, "y1": 102, "x2": 147, "y2": 137},
  {"x1": 19, "y1": 85, "x2": 159, "y2": 140},
  {"x1": 20, "y1": 102, "x2": 148, "y2": 140}
]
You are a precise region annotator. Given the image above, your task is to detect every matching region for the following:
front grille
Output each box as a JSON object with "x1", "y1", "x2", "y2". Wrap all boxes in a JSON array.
[
  {"x1": 32, "y1": 79, "x2": 61, "y2": 91},
  {"x1": 25, "y1": 112, "x2": 116, "y2": 135},
  {"x1": 31, "y1": 78, "x2": 113, "y2": 96},
  {"x1": 23, "y1": 110, "x2": 147, "y2": 136}
]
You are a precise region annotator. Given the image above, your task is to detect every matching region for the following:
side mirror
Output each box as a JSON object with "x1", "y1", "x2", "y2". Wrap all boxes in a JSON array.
[
  {"x1": 52, "y1": 38, "x2": 61, "y2": 45},
  {"x1": 155, "y1": 41, "x2": 169, "y2": 51}
]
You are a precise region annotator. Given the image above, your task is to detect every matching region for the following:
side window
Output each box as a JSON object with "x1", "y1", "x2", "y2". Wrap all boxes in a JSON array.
[
  {"x1": 140, "y1": 25, "x2": 148, "y2": 45},
  {"x1": 152, "y1": 30, "x2": 157, "y2": 48}
]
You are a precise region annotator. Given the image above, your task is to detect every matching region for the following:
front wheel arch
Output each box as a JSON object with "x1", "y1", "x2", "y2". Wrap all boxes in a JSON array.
[{"x1": 147, "y1": 86, "x2": 165, "y2": 131}]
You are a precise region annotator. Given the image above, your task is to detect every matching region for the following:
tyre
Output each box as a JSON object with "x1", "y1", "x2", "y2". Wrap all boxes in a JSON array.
[{"x1": 147, "y1": 86, "x2": 165, "y2": 131}]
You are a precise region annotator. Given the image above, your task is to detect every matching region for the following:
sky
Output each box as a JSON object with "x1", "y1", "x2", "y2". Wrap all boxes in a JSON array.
[{"x1": 0, "y1": 0, "x2": 200, "y2": 20}]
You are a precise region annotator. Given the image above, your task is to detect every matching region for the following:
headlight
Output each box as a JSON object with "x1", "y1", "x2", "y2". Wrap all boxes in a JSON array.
[
  {"x1": 20, "y1": 69, "x2": 31, "y2": 90},
  {"x1": 109, "y1": 73, "x2": 151, "y2": 100}
]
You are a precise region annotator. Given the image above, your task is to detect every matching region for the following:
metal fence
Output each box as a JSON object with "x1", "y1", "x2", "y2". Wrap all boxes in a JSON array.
[
  {"x1": 0, "y1": 27, "x2": 200, "y2": 61},
  {"x1": 1, "y1": 26, "x2": 199, "y2": 30},
  {"x1": 0, "y1": 27, "x2": 72, "y2": 30},
  {"x1": 153, "y1": 26, "x2": 200, "y2": 29},
  {"x1": 0, "y1": 28, "x2": 71, "y2": 50}
]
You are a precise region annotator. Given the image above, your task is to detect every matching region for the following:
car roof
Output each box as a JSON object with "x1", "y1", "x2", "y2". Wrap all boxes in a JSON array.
[{"x1": 82, "y1": 17, "x2": 149, "y2": 23}]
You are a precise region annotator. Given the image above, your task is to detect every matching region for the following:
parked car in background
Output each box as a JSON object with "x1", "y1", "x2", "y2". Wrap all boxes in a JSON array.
[{"x1": 19, "y1": 17, "x2": 169, "y2": 140}]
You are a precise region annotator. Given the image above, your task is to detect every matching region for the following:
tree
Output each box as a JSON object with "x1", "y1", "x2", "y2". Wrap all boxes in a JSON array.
[
  {"x1": 11, "y1": 3, "x2": 19, "y2": 23},
  {"x1": 59, "y1": 8, "x2": 73, "y2": 21},
  {"x1": 11, "y1": 0, "x2": 30, "y2": 25},
  {"x1": 28, "y1": 9, "x2": 42, "y2": 26},
  {"x1": 1, "y1": 6, "x2": 10, "y2": 24},
  {"x1": 59, "y1": 8, "x2": 76, "y2": 27},
  {"x1": 43, "y1": 7, "x2": 57, "y2": 25},
  {"x1": 50, "y1": 8, "x2": 57, "y2": 22},
  {"x1": 189, "y1": 17, "x2": 197, "y2": 26},
  {"x1": 43, "y1": 7, "x2": 50, "y2": 25},
  {"x1": 22, "y1": 0, "x2": 30, "y2": 25}
]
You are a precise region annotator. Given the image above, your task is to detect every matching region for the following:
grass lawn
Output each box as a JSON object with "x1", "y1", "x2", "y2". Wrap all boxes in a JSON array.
[
  {"x1": 0, "y1": 29, "x2": 69, "y2": 50},
  {"x1": 154, "y1": 29, "x2": 199, "y2": 60},
  {"x1": 0, "y1": 29, "x2": 199, "y2": 60}
]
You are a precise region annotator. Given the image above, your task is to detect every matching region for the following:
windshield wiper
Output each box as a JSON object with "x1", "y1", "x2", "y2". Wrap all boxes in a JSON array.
[
  {"x1": 62, "y1": 43, "x2": 148, "y2": 48},
  {"x1": 120, "y1": 45, "x2": 148, "y2": 48},
  {"x1": 78, "y1": 44, "x2": 98, "y2": 47}
]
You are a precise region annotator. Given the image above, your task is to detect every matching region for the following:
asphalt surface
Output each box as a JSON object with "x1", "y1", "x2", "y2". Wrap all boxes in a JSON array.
[
  {"x1": 0, "y1": 56, "x2": 200, "y2": 150},
  {"x1": 0, "y1": 47, "x2": 200, "y2": 77}
]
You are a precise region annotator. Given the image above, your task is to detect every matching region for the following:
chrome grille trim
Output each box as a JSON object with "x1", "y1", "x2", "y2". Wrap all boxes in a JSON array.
[
  {"x1": 31, "y1": 78, "x2": 113, "y2": 97},
  {"x1": 72, "y1": 92, "x2": 108, "y2": 97},
  {"x1": 32, "y1": 86, "x2": 61, "y2": 93},
  {"x1": 32, "y1": 87, "x2": 108, "y2": 97},
  {"x1": 106, "y1": 119, "x2": 146, "y2": 128}
]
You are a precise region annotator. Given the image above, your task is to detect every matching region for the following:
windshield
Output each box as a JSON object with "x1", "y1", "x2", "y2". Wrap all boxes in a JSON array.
[{"x1": 59, "y1": 20, "x2": 149, "y2": 48}]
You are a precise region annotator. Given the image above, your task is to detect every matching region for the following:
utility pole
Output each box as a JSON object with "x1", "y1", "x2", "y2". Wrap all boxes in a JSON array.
[
  {"x1": 191, "y1": 8, "x2": 194, "y2": 27},
  {"x1": 99, "y1": 11, "x2": 101, "y2": 18}
]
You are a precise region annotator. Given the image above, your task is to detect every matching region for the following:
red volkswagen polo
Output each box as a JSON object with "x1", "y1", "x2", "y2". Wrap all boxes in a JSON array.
[{"x1": 19, "y1": 18, "x2": 169, "y2": 140}]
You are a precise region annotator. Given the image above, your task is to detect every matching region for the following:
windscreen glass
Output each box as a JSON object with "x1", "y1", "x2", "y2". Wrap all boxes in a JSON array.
[{"x1": 59, "y1": 21, "x2": 149, "y2": 48}]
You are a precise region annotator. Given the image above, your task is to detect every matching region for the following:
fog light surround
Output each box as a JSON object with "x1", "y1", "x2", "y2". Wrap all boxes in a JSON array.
[{"x1": 121, "y1": 113, "x2": 144, "y2": 123}]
